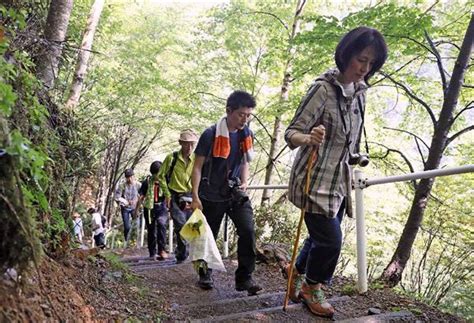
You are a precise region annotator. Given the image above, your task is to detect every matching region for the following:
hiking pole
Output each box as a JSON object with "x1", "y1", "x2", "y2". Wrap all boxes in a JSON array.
[{"x1": 283, "y1": 147, "x2": 317, "y2": 311}]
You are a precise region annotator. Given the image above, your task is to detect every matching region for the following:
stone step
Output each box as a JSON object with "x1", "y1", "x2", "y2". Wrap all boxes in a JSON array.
[
  {"x1": 193, "y1": 303, "x2": 413, "y2": 322},
  {"x1": 121, "y1": 253, "x2": 175, "y2": 263},
  {"x1": 169, "y1": 291, "x2": 351, "y2": 321},
  {"x1": 132, "y1": 262, "x2": 181, "y2": 272},
  {"x1": 127, "y1": 258, "x2": 177, "y2": 267},
  {"x1": 336, "y1": 310, "x2": 415, "y2": 322}
]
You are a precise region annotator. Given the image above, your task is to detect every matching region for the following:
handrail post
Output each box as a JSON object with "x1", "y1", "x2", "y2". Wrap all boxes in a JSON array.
[
  {"x1": 168, "y1": 212, "x2": 174, "y2": 254},
  {"x1": 223, "y1": 214, "x2": 229, "y2": 258},
  {"x1": 140, "y1": 213, "x2": 145, "y2": 247},
  {"x1": 354, "y1": 169, "x2": 368, "y2": 293}
]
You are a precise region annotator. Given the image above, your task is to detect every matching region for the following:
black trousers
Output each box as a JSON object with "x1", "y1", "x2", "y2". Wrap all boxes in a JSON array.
[
  {"x1": 201, "y1": 198, "x2": 256, "y2": 283},
  {"x1": 143, "y1": 202, "x2": 168, "y2": 257}
]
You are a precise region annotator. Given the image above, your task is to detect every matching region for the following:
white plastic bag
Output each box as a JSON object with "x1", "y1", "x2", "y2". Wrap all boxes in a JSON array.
[{"x1": 180, "y1": 209, "x2": 226, "y2": 272}]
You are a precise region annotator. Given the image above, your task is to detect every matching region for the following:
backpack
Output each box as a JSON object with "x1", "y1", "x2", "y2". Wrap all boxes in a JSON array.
[{"x1": 165, "y1": 151, "x2": 179, "y2": 185}]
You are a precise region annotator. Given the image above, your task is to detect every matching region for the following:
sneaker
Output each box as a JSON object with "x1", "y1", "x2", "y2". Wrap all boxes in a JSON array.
[
  {"x1": 283, "y1": 264, "x2": 303, "y2": 303},
  {"x1": 198, "y1": 268, "x2": 213, "y2": 290},
  {"x1": 299, "y1": 281, "x2": 335, "y2": 318},
  {"x1": 235, "y1": 278, "x2": 262, "y2": 295}
]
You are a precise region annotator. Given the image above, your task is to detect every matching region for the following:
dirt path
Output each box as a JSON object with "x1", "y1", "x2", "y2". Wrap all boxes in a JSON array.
[
  {"x1": 0, "y1": 247, "x2": 465, "y2": 321},
  {"x1": 118, "y1": 247, "x2": 462, "y2": 322}
]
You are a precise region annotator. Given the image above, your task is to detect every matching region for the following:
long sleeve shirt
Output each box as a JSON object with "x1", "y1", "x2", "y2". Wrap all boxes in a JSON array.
[{"x1": 285, "y1": 69, "x2": 367, "y2": 218}]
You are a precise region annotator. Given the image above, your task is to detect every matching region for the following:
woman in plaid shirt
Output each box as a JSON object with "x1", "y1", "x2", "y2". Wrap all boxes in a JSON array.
[{"x1": 284, "y1": 27, "x2": 388, "y2": 317}]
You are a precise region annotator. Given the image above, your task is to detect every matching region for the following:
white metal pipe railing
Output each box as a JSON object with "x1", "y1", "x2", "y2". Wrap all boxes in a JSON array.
[
  {"x1": 246, "y1": 164, "x2": 474, "y2": 294},
  {"x1": 354, "y1": 170, "x2": 367, "y2": 293},
  {"x1": 363, "y1": 164, "x2": 474, "y2": 188},
  {"x1": 168, "y1": 213, "x2": 174, "y2": 254}
]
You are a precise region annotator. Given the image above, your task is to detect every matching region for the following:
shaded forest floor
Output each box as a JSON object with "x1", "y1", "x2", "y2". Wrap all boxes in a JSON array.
[{"x1": 0, "y1": 247, "x2": 465, "y2": 322}]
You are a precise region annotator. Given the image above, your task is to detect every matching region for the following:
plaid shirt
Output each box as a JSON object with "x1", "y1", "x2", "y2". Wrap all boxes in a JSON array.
[{"x1": 285, "y1": 69, "x2": 367, "y2": 218}]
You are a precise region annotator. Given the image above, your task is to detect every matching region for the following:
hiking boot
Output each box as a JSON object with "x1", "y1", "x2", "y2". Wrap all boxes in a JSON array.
[
  {"x1": 149, "y1": 254, "x2": 157, "y2": 261},
  {"x1": 299, "y1": 281, "x2": 335, "y2": 318},
  {"x1": 198, "y1": 268, "x2": 213, "y2": 290},
  {"x1": 159, "y1": 250, "x2": 169, "y2": 260},
  {"x1": 283, "y1": 264, "x2": 303, "y2": 303},
  {"x1": 235, "y1": 278, "x2": 262, "y2": 295}
]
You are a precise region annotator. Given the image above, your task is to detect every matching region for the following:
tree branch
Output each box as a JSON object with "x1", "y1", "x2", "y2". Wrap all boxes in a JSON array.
[
  {"x1": 193, "y1": 91, "x2": 226, "y2": 102},
  {"x1": 369, "y1": 141, "x2": 417, "y2": 189},
  {"x1": 384, "y1": 127, "x2": 429, "y2": 166},
  {"x1": 383, "y1": 126, "x2": 430, "y2": 150},
  {"x1": 424, "y1": 30, "x2": 447, "y2": 93},
  {"x1": 381, "y1": 72, "x2": 437, "y2": 127},
  {"x1": 447, "y1": 125, "x2": 474, "y2": 145},
  {"x1": 451, "y1": 101, "x2": 473, "y2": 124},
  {"x1": 250, "y1": 113, "x2": 273, "y2": 140},
  {"x1": 372, "y1": 55, "x2": 421, "y2": 86},
  {"x1": 246, "y1": 10, "x2": 288, "y2": 32}
]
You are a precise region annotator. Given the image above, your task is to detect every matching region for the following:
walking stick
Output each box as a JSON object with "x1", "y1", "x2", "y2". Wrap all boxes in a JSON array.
[{"x1": 283, "y1": 147, "x2": 317, "y2": 311}]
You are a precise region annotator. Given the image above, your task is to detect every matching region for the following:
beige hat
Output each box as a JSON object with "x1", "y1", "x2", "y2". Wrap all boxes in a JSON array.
[{"x1": 179, "y1": 129, "x2": 198, "y2": 142}]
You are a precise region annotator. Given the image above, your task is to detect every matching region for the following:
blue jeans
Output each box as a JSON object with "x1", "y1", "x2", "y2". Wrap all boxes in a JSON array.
[
  {"x1": 121, "y1": 207, "x2": 134, "y2": 242},
  {"x1": 144, "y1": 202, "x2": 168, "y2": 257},
  {"x1": 295, "y1": 201, "x2": 345, "y2": 285}
]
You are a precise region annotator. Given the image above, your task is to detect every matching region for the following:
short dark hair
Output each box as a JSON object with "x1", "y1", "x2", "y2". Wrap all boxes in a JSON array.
[
  {"x1": 87, "y1": 207, "x2": 96, "y2": 214},
  {"x1": 335, "y1": 26, "x2": 387, "y2": 82},
  {"x1": 124, "y1": 168, "x2": 134, "y2": 178},
  {"x1": 149, "y1": 160, "x2": 162, "y2": 175},
  {"x1": 226, "y1": 90, "x2": 256, "y2": 112}
]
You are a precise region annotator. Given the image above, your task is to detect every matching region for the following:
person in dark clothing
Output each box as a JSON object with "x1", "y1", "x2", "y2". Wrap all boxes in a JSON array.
[
  {"x1": 191, "y1": 90, "x2": 261, "y2": 294},
  {"x1": 138, "y1": 161, "x2": 168, "y2": 260}
]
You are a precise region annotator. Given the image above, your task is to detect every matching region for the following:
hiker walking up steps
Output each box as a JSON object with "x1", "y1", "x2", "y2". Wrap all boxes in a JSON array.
[
  {"x1": 284, "y1": 26, "x2": 388, "y2": 317},
  {"x1": 115, "y1": 168, "x2": 140, "y2": 247},
  {"x1": 138, "y1": 161, "x2": 168, "y2": 260},
  {"x1": 191, "y1": 90, "x2": 261, "y2": 295},
  {"x1": 158, "y1": 129, "x2": 198, "y2": 263}
]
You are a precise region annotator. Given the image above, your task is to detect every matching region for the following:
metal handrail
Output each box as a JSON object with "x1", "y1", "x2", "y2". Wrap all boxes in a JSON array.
[{"x1": 246, "y1": 164, "x2": 474, "y2": 293}]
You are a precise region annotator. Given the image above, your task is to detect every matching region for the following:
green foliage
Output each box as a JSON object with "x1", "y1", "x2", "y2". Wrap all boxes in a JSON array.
[
  {"x1": 2, "y1": 0, "x2": 471, "y2": 318},
  {"x1": 254, "y1": 198, "x2": 304, "y2": 245},
  {"x1": 0, "y1": 2, "x2": 101, "y2": 267},
  {"x1": 341, "y1": 283, "x2": 358, "y2": 296}
]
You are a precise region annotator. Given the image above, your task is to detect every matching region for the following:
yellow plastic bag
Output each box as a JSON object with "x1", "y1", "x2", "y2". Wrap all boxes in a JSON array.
[
  {"x1": 179, "y1": 209, "x2": 226, "y2": 272},
  {"x1": 180, "y1": 208, "x2": 207, "y2": 241}
]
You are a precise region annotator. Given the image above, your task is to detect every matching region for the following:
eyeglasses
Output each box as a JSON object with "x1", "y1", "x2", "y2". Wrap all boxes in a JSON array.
[{"x1": 237, "y1": 112, "x2": 254, "y2": 121}]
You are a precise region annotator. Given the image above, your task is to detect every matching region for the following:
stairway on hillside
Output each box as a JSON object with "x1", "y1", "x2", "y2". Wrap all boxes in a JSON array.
[{"x1": 121, "y1": 253, "x2": 415, "y2": 322}]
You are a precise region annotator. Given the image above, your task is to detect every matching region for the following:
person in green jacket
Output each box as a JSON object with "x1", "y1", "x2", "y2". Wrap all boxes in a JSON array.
[{"x1": 158, "y1": 129, "x2": 198, "y2": 263}]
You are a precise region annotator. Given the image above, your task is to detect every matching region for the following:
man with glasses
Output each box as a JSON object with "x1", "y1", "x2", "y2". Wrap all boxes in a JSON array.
[
  {"x1": 191, "y1": 90, "x2": 261, "y2": 294},
  {"x1": 158, "y1": 129, "x2": 198, "y2": 263}
]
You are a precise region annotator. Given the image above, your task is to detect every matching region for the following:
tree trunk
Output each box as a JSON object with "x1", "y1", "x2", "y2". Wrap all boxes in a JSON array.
[
  {"x1": 65, "y1": 0, "x2": 104, "y2": 109},
  {"x1": 36, "y1": 0, "x2": 73, "y2": 89},
  {"x1": 261, "y1": 0, "x2": 307, "y2": 205},
  {"x1": 382, "y1": 13, "x2": 474, "y2": 286}
]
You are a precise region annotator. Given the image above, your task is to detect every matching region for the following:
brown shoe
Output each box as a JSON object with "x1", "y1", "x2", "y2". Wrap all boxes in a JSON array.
[
  {"x1": 159, "y1": 250, "x2": 169, "y2": 260},
  {"x1": 284, "y1": 264, "x2": 303, "y2": 303},
  {"x1": 299, "y1": 281, "x2": 335, "y2": 318}
]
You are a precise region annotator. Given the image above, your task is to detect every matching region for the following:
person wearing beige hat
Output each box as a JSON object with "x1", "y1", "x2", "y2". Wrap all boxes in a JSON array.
[{"x1": 158, "y1": 129, "x2": 198, "y2": 263}]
